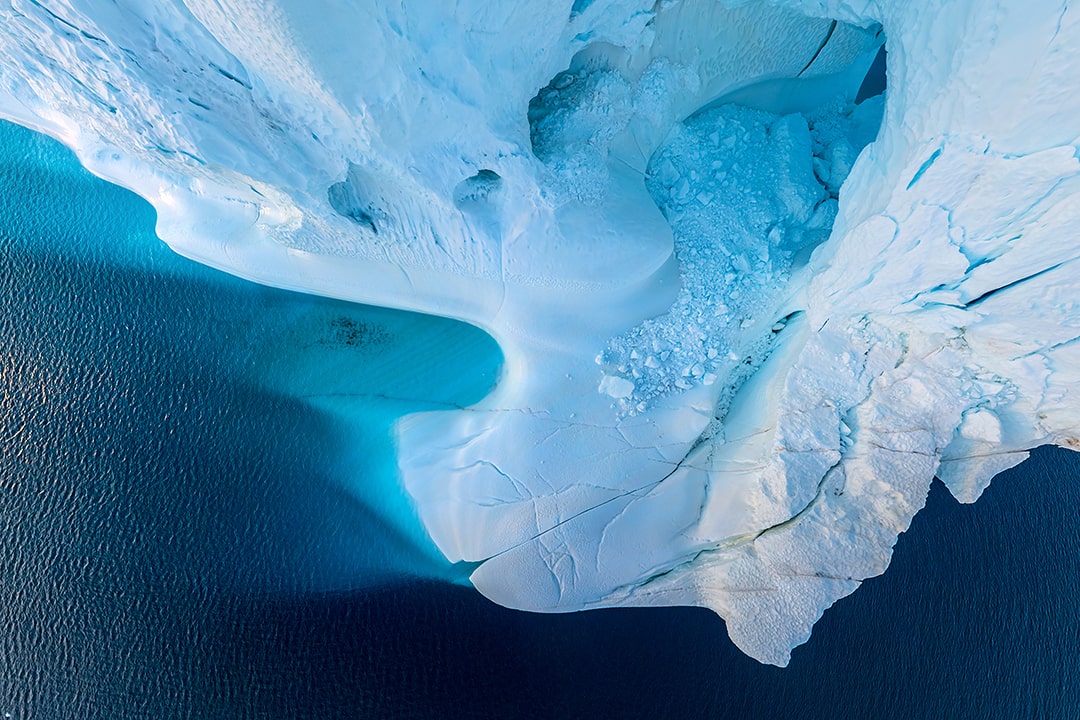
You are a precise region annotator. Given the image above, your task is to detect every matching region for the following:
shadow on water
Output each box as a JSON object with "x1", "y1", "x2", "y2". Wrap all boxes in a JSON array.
[
  {"x1": 2, "y1": 122, "x2": 1080, "y2": 720},
  {"x1": 0, "y1": 121, "x2": 503, "y2": 717},
  {"x1": 204, "y1": 449, "x2": 1080, "y2": 720}
]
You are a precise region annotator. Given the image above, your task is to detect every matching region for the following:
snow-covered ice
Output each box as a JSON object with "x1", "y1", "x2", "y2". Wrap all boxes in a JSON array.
[{"x1": 3, "y1": 0, "x2": 1080, "y2": 666}]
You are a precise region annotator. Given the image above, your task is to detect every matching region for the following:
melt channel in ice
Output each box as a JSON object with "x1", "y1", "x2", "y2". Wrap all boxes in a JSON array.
[{"x1": 3, "y1": 0, "x2": 1080, "y2": 666}]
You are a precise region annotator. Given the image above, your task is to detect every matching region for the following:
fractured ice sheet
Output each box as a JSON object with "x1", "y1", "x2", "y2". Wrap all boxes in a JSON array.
[{"x1": 3, "y1": 0, "x2": 1080, "y2": 666}]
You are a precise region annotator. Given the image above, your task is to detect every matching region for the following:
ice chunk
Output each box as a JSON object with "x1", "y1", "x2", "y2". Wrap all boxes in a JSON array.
[{"x1": 599, "y1": 374, "x2": 635, "y2": 399}]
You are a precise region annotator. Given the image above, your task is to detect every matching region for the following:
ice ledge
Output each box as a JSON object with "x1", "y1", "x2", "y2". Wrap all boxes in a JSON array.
[{"x1": 3, "y1": 0, "x2": 1080, "y2": 666}]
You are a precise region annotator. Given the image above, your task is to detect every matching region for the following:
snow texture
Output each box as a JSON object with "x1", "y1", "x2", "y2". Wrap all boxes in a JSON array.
[{"x1": 2, "y1": 0, "x2": 1079, "y2": 666}]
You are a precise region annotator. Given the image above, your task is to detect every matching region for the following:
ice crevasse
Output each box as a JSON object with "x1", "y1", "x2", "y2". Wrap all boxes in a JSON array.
[{"x1": 2, "y1": 0, "x2": 1079, "y2": 665}]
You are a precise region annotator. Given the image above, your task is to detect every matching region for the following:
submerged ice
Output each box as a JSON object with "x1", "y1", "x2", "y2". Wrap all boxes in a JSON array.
[{"x1": 3, "y1": 0, "x2": 1080, "y2": 666}]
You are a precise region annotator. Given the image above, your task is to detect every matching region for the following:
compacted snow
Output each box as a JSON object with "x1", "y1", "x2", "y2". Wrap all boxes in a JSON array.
[{"x1": 3, "y1": 0, "x2": 1080, "y2": 665}]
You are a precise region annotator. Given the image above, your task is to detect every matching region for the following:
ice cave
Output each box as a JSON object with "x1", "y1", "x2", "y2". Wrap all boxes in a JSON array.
[{"x1": 2, "y1": 0, "x2": 1079, "y2": 666}]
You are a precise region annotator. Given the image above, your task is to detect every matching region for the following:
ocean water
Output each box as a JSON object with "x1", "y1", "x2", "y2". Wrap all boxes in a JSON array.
[{"x1": 0, "y1": 120, "x2": 1079, "y2": 719}]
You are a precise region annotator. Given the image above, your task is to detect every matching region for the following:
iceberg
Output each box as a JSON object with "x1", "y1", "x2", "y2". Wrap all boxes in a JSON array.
[{"x1": 3, "y1": 0, "x2": 1079, "y2": 665}]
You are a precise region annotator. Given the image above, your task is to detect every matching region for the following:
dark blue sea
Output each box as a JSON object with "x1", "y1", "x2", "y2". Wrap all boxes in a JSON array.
[{"x1": 0, "y1": 119, "x2": 1078, "y2": 719}]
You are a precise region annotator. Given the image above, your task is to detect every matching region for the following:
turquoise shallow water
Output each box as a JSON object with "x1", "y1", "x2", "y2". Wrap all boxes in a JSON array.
[{"x1": 1, "y1": 119, "x2": 1079, "y2": 719}]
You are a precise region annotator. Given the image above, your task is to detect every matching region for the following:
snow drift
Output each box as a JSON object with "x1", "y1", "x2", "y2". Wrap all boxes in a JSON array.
[{"x1": 3, "y1": 0, "x2": 1079, "y2": 665}]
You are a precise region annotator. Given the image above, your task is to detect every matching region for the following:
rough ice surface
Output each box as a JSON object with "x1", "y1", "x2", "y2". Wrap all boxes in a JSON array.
[
  {"x1": 599, "y1": 97, "x2": 883, "y2": 417},
  {"x1": 3, "y1": 0, "x2": 1080, "y2": 666}
]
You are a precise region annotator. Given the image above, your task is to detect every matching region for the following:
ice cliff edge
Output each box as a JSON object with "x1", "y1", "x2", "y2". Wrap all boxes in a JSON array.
[{"x1": 3, "y1": 0, "x2": 1080, "y2": 665}]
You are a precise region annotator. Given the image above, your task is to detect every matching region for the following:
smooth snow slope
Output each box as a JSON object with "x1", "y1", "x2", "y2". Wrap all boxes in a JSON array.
[{"x1": 2, "y1": 0, "x2": 1079, "y2": 666}]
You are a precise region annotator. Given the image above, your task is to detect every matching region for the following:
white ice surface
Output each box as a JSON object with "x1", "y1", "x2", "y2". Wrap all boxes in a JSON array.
[{"x1": 4, "y1": 0, "x2": 1080, "y2": 666}]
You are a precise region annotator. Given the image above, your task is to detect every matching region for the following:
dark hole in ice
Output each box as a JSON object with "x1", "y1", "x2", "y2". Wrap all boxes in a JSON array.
[
  {"x1": 454, "y1": 169, "x2": 503, "y2": 208},
  {"x1": 570, "y1": 0, "x2": 596, "y2": 18},
  {"x1": 856, "y1": 45, "x2": 887, "y2": 103},
  {"x1": 328, "y1": 176, "x2": 378, "y2": 233}
]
